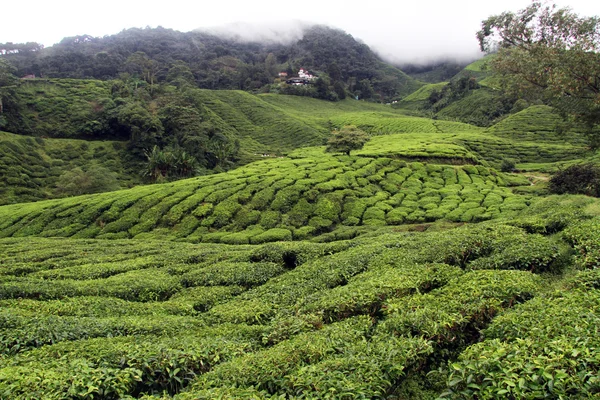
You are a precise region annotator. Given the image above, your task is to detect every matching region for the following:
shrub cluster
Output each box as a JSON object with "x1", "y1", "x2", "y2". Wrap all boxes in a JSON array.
[{"x1": 549, "y1": 163, "x2": 600, "y2": 197}]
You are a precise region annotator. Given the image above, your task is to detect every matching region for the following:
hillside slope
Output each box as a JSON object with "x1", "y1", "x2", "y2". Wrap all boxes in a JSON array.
[
  {"x1": 0, "y1": 194, "x2": 599, "y2": 398},
  {"x1": 1, "y1": 25, "x2": 422, "y2": 101},
  {"x1": 0, "y1": 131, "x2": 137, "y2": 205},
  {"x1": 0, "y1": 149, "x2": 531, "y2": 244}
]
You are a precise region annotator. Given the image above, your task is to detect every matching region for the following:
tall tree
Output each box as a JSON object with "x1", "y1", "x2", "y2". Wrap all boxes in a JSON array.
[
  {"x1": 125, "y1": 51, "x2": 162, "y2": 87},
  {"x1": 477, "y1": 2, "x2": 600, "y2": 139},
  {"x1": 326, "y1": 125, "x2": 370, "y2": 155},
  {"x1": 0, "y1": 59, "x2": 18, "y2": 117}
]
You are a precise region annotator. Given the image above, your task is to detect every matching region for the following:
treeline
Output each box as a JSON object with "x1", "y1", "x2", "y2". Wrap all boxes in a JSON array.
[
  {"x1": 1, "y1": 76, "x2": 241, "y2": 181},
  {"x1": 0, "y1": 26, "x2": 421, "y2": 102}
]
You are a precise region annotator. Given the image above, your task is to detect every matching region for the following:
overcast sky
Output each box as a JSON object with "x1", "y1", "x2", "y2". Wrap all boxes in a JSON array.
[{"x1": 1, "y1": 0, "x2": 597, "y2": 65}]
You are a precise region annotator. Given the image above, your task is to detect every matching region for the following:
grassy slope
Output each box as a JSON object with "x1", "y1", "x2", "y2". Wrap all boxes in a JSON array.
[
  {"x1": 0, "y1": 131, "x2": 138, "y2": 205},
  {"x1": 3, "y1": 78, "x2": 600, "y2": 398},
  {"x1": 1, "y1": 100, "x2": 591, "y2": 242},
  {"x1": 487, "y1": 105, "x2": 592, "y2": 144},
  {"x1": 0, "y1": 195, "x2": 599, "y2": 399},
  {"x1": 6, "y1": 79, "x2": 113, "y2": 138},
  {"x1": 0, "y1": 150, "x2": 529, "y2": 244},
  {"x1": 396, "y1": 82, "x2": 448, "y2": 110}
]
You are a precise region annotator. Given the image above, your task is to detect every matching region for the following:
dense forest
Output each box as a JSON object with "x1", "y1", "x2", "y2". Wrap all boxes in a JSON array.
[{"x1": 0, "y1": 25, "x2": 421, "y2": 102}]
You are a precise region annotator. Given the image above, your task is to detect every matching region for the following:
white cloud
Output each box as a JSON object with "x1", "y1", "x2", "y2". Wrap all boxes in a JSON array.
[{"x1": 0, "y1": 0, "x2": 596, "y2": 64}]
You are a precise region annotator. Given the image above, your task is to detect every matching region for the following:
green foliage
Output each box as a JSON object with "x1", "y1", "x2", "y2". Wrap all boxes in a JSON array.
[
  {"x1": 477, "y1": 2, "x2": 600, "y2": 140},
  {"x1": 0, "y1": 149, "x2": 531, "y2": 243},
  {"x1": 143, "y1": 146, "x2": 199, "y2": 182},
  {"x1": 0, "y1": 196, "x2": 598, "y2": 398},
  {"x1": 0, "y1": 131, "x2": 135, "y2": 205},
  {"x1": 325, "y1": 125, "x2": 369, "y2": 155},
  {"x1": 549, "y1": 163, "x2": 600, "y2": 197},
  {"x1": 55, "y1": 165, "x2": 120, "y2": 196},
  {"x1": 442, "y1": 283, "x2": 600, "y2": 399},
  {"x1": 250, "y1": 228, "x2": 293, "y2": 244},
  {"x1": 563, "y1": 217, "x2": 600, "y2": 268}
]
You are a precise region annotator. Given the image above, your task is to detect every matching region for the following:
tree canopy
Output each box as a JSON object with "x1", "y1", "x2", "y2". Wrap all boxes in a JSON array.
[
  {"x1": 477, "y1": 2, "x2": 600, "y2": 139},
  {"x1": 0, "y1": 59, "x2": 18, "y2": 125},
  {"x1": 326, "y1": 125, "x2": 369, "y2": 155},
  {"x1": 0, "y1": 25, "x2": 421, "y2": 102}
]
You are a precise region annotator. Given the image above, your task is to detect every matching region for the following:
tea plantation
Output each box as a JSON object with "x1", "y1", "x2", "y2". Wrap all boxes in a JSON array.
[
  {"x1": 1, "y1": 193, "x2": 599, "y2": 398},
  {"x1": 0, "y1": 131, "x2": 138, "y2": 205},
  {"x1": 2, "y1": 88, "x2": 600, "y2": 398},
  {"x1": 0, "y1": 151, "x2": 531, "y2": 244}
]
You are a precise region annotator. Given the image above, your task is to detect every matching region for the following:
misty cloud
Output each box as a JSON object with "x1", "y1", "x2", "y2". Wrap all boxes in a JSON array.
[
  {"x1": 198, "y1": 21, "x2": 311, "y2": 45},
  {"x1": 1, "y1": 0, "x2": 597, "y2": 65}
]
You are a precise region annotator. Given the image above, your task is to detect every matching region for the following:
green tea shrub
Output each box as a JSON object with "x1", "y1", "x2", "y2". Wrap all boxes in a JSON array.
[
  {"x1": 442, "y1": 168, "x2": 458, "y2": 185},
  {"x1": 563, "y1": 217, "x2": 600, "y2": 268},
  {"x1": 201, "y1": 231, "x2": 229, "y2": 243},
  {"x1": 362, "y1": 206, "x2": 386, "y2": 221},
  {"x1": 462, "y1": 165, "x2": 479, "y2": 175},
  {"x1": 501, "y1": 173, "x2": 530, "y2": 186},
  {"x1": 249, "y1": 187, "x2": 276, "y2": 210},
  {"x1": 385, "y1": 208, "x2": 410, "y2": 226},
  {"x1": 386, "y1": 192, "x2": 406, "y2": 206},
  {"x1": 565, "y1": 268, "x2": 600, "y2": 290},
  {"x1": 209, "y1": 198, "x2": 242, "y2": 228},
  {"x1": 482, "y1": 193, "x2": 503, "y2": 207},
  {"x1": 443, "y1": 289, "x2": 600, "y2": 399},
  {"x1": 189, "y1": 316, "x2": 373, "y2": 394},
  {"x1": 425, "y1": 208, "x2": 447, "y2": 221},
  {"x1": 220, "y1": 231, "x2": 253, "y2": 245},
  {"x1": 468, "y1": 234, "x2": 561, "y2": 273},
  {"x1": 250, "y1": 228, "x2": 293, "y2": 244},
  {"x1": 379, "y1": 270, "x2": 540, "y2": 344},
  {"x1": 167, "y1": 285, "x2": 246, "y2": 312},
  {"x1": 96, "y1": 231, "x2": 130, "y2": 239},
  {"x1": 249, "y1": 241, "x2": 349, "y2": 267},
  {"x1": 181, "y1": 262, "x2": 284, "y2": 288},
  {"x1": 191, "y1": 203, "x2": 214, "y2": 219},
  {"x1": 313, "y1": 195, "x2": 342, "y2": 222},
  {"x1": 384, "y1": 172, "x2": 406, "y2": 186},
  {"x1": 418, "y1": 196, "x2": 441, "y2": 208},
  {"x1": 285, "y1": 335, "x2": 431, "y2": 399},
  {"x1": 271, "y1": 187, "x2": 301, "y2": 212},
  {"x1": 298, "y1": 263, "x2": 462, "y2": 322},
  {"x1": 456, "y1": 169, "x2": 472, "y2": 185},
  {"x1": 406, "y1": 209, "x2": 426, "y2": 223},
  {"x1": 293, "y1": 226, "x2": 317, "y2": 239},
  {"x1": 308, "y1": 216, "x2": 333, "y2": 231},
  {"x1": 400, "y1": 199, "x2": 418, "y2": 209},
  {"x1": 233, "y1": 206, "x2": 261, "y2": 228},
  {"x1": 500, "y1": 197, "x2": 528, "y2": 212},
  {"x1": 286, "y1": 199, "x2": 314, "y2": 227},
  {"x1": 460, "y1": 207, "x2": 486, "y2": 222},
  {"x1": 259, "y1": 211, "x2": 281, "y2": 229}
]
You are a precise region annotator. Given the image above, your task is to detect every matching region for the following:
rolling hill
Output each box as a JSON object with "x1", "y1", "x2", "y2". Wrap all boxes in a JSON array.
[{"x1": 2, "y1": 34, "x2": 600, "y2": 398}]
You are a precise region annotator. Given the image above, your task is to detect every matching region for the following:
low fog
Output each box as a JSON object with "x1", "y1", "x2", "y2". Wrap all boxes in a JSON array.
[
  {"x1": 200, "y1": 21, "x2": 310, "y2": 45},
  {"x1": 198, "y1": 20, "x2": 483, "y2": 66},
  {"x1": 1, "y1": 0, "x2": 597, "y2": 66}
]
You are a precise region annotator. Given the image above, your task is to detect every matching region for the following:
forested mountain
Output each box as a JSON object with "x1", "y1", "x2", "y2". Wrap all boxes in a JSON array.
[{"x1": 0, "y1": 25, "x2": 421, "y2": 102}]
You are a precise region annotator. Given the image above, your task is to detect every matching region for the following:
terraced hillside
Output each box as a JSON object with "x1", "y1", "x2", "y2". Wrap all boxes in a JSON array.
[
  {"x1": 1, "y1": 194, "x2": 599, "y2": 398},
  {"x1": 0, "y1": 131, "x2": 138, "y2": 205},
  {"x1": 487, "y1": 105, "x2": 594, "y2": 144},
  {"x1": 0, "y1": 150, "x2": 532, "y2": 244},
  {"x1": 395, "y1": 82, "x2": 448, "y2": 110},
  {"x1": 3, "y1": 70, "x2": 600, "y2": 399}
]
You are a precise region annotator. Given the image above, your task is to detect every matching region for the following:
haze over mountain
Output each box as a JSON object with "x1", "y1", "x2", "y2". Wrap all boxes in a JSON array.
[{"x1": 2, "y1": 0, "x2": 597, "y2": 65}]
